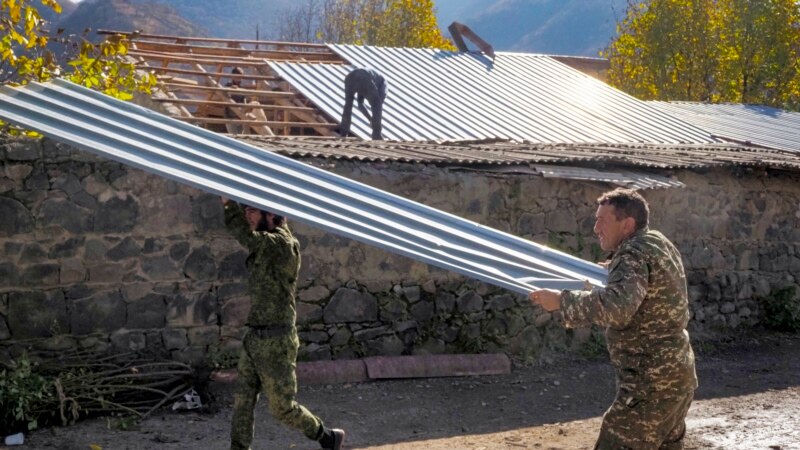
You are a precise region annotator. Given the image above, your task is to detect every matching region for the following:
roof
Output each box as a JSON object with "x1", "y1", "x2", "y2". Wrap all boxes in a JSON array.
[
  {"x1": 0, "y1": 79, "x2": 607, "y2": 294},
  {"x1": 648, "y1": 101, "x2": 800, "y2": 153},
  {"x1": 270, "y1": 45, "x2": 718, "y2": 143},
  {"x1": 239, "y1": 137, "x2": 800, "y2": 172}
]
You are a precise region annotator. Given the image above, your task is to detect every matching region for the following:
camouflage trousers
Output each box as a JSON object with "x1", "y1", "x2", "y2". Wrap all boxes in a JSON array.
[
  {"x1": 594, "y1": 391, "x2": 694, "y2": 450},
  {"x1": 230, "y1": 331, "x2": 323, "y2": 450}
]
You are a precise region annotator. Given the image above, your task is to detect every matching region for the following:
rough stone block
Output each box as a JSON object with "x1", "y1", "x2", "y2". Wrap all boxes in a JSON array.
[
  {"x1": 218, "y1": 250, "x2": 247, "y2": 280},
  {"x1": 0, "y1": 197, "x2": 34, "y2": 236},
  {"x1": 39, "y1": 198, "x2": 90, "y2": 233},
  {"x1": 162, "y1": 328, "x2": 188, "y2": 350},
  {"x1": 59, "y1": 258, "x2": 85, "y2": 285},
  {"x1": 111, "y1": 330, "x2": 146, "y2": 352},
  {"x1": 126, "y1": 294, "x2": 166, "y2": 329},
  {"x1": 70, "y1": 291, "x2": 126, "y2": 335},
  {"x1": 94, "y1": 196, "x2": 139, "y2": 233},
  {"x1": 324, "y1": 288, "x2": 377, "y2": 323},
  {"x1": 487, "y1": 294, "x2": 515, "y2": 311},
  {"x1": 184, "y1": 246, "x2": 218, "y2": 281},
  {"x1": 298, "y1": 343, "x2": 332, "y2": 361},
  {"x1": 410, "y1": 300, "x2": 434, "y2": 323},
  {"x1": 8, "y1": 290, "x2": 68, "y2": 339},
  {"x1": 297, "y1": 302, "x2": 323, "y2": 324},
  {"x1": 299, "y1": 331, "x2": 329, "y2": 344},
  {"x1": 456, "y1": 291, "x2": 484, "y2": 313},
  {"x1": 22, "y1": 263, "x2": 60, "y2": 286},
  {"x1": 106, "y1": 237, "x2": 141, "y2": 261},
  {"x1": 0, "y1": 315, "x2": 9, "y2": 340},
  {"x1": 435, "y1": 292, "x2": 456, "y2": 314},
  {"x1": 141, "y1": 255, "x2": 180, "y2": 281},
  {"x1": 166, "y1": 292, "x2": 218, "y2": 327},
  {"x1": 0, "y1": 263, "x2": 19, "y2": 287},
  {"x1": 191, "y1": 193, "x2": 225, "y2": 233},
  {"x1": 298, "y1": 285, "x2": 331, "y2": 303},
  {"x1": 49, "y1": 237, "x2": 86, "y2": 259}
]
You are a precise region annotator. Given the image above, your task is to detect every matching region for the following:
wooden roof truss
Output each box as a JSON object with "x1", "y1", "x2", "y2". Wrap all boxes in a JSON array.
[{"x1": 99, "y1": 30, "x2": 343, "y2": 137}]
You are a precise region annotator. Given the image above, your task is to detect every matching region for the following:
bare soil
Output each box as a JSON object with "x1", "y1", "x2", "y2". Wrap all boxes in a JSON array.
[{"x1": 24, "y1": 332, "x2": 800, "y2": 450}]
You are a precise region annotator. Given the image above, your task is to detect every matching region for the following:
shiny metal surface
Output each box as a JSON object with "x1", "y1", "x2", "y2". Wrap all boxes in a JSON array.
[
  {"x1": 270, "y1": 45, "x2": 717, "y2": 144},
  {"x1": 0, "y1": 79, "x2": 607, "y2": 294},
  {"x1": 649, "y1": 101, "x2": 800, "y2": 153}
]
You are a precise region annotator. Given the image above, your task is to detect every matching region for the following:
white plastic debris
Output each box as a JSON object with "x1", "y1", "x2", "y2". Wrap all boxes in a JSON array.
[
  {"x1": 4, "y1": 432, "x2": 24, "y2": 445},
  {"x1": 171, "y1": 388, "x2": 203, "y2": 411}
]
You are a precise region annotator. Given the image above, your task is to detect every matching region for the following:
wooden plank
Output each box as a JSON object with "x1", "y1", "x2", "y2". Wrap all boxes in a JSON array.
[
  {"x1": 151, "y1": 98, "x2": 316, "y2": 113},
  {"x1": 174, "y1": 117, "x2": 337, "y2": 127},
  {"x1": 138, "y1": 66, "x2": 280, "y2": 81},
  {"x1": 161, "y1": 83, "x2": 295, "y2": 98},
  {"x1": 130, "y1": 49, "x2": 266, "y2": 65},
  {"x1": 97, "y1": 29, "x2": 330, "y2": 49},
  {"x1": 134, "y1": 40, "x2": 339, "y2": 60}
]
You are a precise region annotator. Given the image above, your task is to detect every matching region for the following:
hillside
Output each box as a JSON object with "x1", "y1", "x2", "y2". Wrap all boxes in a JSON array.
[{"x1": 55, "y1": 0, "x2": 204, "y2": 37}]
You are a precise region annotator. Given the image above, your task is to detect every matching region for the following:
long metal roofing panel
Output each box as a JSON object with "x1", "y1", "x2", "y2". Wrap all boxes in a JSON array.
[
  {"x1": 269, "y1": 45, "x2": 718, "y2": 144},
  {"x1": 0, "y1": 79, "x2": 607, "y2": 294},
  {"x1": 648, "y1": 101, "x2": 800, "y2": 153}
]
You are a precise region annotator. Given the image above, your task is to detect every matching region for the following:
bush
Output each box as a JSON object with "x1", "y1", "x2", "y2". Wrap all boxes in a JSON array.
[
  {"x1": 0, "y1": 355, "x2": 55, "y2": 434},
  {"x1": 762, "y1": 286, "x2": 800, "y2": 332}
]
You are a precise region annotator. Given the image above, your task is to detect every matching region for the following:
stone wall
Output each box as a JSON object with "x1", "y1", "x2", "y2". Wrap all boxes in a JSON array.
[{"x1": 2, "y1": 138, "x2": 799, "y2": 365}]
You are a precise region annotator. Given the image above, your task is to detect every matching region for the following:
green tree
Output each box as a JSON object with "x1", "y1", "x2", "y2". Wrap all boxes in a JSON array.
[
  {"x1": 604, "y1": 0, "x2": 800, "y2": 110},
  {"x1": 1, "y1": 0, "x2": 156, "y2": 134},
  {"x1": 277, "y1": 0, "x2": 454, "y2": 50}
]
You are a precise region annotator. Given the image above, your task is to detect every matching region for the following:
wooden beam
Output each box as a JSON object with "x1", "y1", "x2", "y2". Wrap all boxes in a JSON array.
[
  {"x1": 129, "y1": 50, "x2": 266, "y2": 65},
  {"x1": 161, "y1": 83, "x2": 295, "y2": 98},
  {"x1": 151, "y1": 98, "x2": 316, "y2": 113},
  {"x1": 174, "y1": 117, "x2": 337, "y2": 127},
  {"x1": 97, "y1": 29, "x2": 330, "y2": 49},
  {"x1": 133, "y1": 40, "x2": 339, "y2": 60},
  {"x1": 139, "y1": 66, "x2": 281, "y2": 81}
]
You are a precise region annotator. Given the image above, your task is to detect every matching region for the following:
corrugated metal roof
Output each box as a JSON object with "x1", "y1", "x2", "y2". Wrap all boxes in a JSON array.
[
  {"x1": 239, "y1": 137, "x2": 800, "y2": 172},
  {"x1": 0, "y1": 79, "x2": 607, "y2": 294},
  {"x1": 649, "y1": 102, "x2": 800, "y2": 153},
  {"x1": 269, "y1": 45, "x2": 718, "y2": 144}
]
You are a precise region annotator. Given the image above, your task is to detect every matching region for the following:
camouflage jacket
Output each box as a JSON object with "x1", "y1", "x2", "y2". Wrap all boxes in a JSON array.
[
  {"x1": 224, "y1": 203, "x2": 300, "y2": 328},
  {"x1": 561, "y1": 227, "x2": 698, "y2": 399}
]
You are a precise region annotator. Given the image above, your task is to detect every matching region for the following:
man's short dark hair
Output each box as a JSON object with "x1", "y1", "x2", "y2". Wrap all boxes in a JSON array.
[
  {"x1": 245, "y1": 206, "x2": 284, "y2": 227},
  {"x1": 597, "y1": 188, "x2": 649, "y2": 230}
]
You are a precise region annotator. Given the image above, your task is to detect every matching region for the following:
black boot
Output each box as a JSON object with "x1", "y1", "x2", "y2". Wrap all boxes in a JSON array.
[{"x1": 319, "y1": 426, "x2": 345, "y2": 450}]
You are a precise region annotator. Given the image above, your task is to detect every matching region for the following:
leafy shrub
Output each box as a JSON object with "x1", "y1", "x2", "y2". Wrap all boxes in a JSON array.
[
  {"x1": 762, "y1": 286, "x2": 800, "y2": 332},
  {"x1": 0, "y1": 355, "x2": 54, "y2": 433}
]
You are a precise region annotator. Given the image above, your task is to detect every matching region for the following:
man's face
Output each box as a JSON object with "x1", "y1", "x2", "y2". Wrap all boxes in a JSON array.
[
  {"x1": 245, "y1": 207, "x2": 271, "y2": 231},
  {"x1": 593, "y1": 204, "x2": 634, "y2": 252}
]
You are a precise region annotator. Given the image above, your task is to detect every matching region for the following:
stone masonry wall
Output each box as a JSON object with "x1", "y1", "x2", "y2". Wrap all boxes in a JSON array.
[{"x1": 2, "y1": 137, "x2": 799, "y2": 365}]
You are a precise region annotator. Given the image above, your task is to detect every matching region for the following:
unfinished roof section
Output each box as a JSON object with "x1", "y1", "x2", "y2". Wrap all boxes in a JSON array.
[
  {"x1": 103, "y1": 30, "x2": 343, "y2": 137},
  {"x1": 0, "y1": 79, "x2": 608, "y2": 294},
  {"x1": 648, "y1": 101, "x2": 800, "y2": 154},
  {"x1": 271, "y1": 44, "x2": 718, "y2": 143}
]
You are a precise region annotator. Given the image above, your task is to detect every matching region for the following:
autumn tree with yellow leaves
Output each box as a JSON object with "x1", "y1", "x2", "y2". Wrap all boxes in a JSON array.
[
  {"x1": 277, "y1": 0, "x2": 455, "y2": 50},
  {"x1": 0, "y1": 0, "x2": 156, "y2": 134},
  {"x1": 604, "y1": 0, "x2": 800, "y2": 111}
]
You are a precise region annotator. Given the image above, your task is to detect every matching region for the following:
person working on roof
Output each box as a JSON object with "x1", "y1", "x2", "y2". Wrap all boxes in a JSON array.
[
  {"x1": 222, "y1": 198, "x2": 345, "y2": 450},
  {"x1": 339, "y1": 67, "x2": 386, "y2": 140},
  {"x1": 530, "y1": 188, "x2": 697, "y2": 450}
]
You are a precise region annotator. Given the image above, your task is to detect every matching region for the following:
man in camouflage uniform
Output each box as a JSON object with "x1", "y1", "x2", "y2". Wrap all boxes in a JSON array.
[
  {"x1": 222, "y1": 199, "x2": 345, "y2": 450},
  {"x1": 339, "y1": 67, "x2": 386, "y2": 140},
  {"x1": 529, "y1": 188, "x2": 697, "y2": 450}
]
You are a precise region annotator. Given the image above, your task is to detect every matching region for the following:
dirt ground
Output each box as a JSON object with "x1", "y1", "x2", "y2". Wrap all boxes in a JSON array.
[{"x1": 23, "y1": 332, "x2": 800, "y2": 450}]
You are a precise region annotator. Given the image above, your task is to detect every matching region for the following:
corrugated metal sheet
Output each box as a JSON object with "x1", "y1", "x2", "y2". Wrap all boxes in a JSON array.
[
  {"x1": 649, "y1": 102, "x2": 800, "y2": 153},
  {"x1": 239, "y1": 137, "x2": 800, "y2": 172},
  {"x1": 0, "y1": 79, "x2": 607, "y2": 294},
  {"x1": 269, "y1": 45, "x2": 718, "y2": 144}
]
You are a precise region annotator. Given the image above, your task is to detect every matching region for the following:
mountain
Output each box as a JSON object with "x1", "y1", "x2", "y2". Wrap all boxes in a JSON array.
[
  {"x1": 52, "y1": 0, "x2": 627, "y2": 57},
  {"x1": 126, "y1": 0, "x2": 295, "y2": 40},
  {"x1": 54, "y1": 0, "x2": 204, "y2": 37},
  {"x1": 436, "y1": 0, "x2": 628, "y2": 57}
]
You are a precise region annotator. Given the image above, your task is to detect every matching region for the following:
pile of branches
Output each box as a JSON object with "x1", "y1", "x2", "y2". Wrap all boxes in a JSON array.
[{"x1": 3, "y1": 350, "x2": 194, "y2": 431}]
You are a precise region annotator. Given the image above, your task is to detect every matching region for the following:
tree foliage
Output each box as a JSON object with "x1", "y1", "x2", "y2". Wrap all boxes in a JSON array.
[
  {"x1": 276, "y1": 0, "x2": 455, "y2": 50},
  {"x1": 1, "y1": 0, "x2": 156, "y2": 135},
  {"x1": 604, "y1": 0, "x2": 800, "y2": 110}
]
